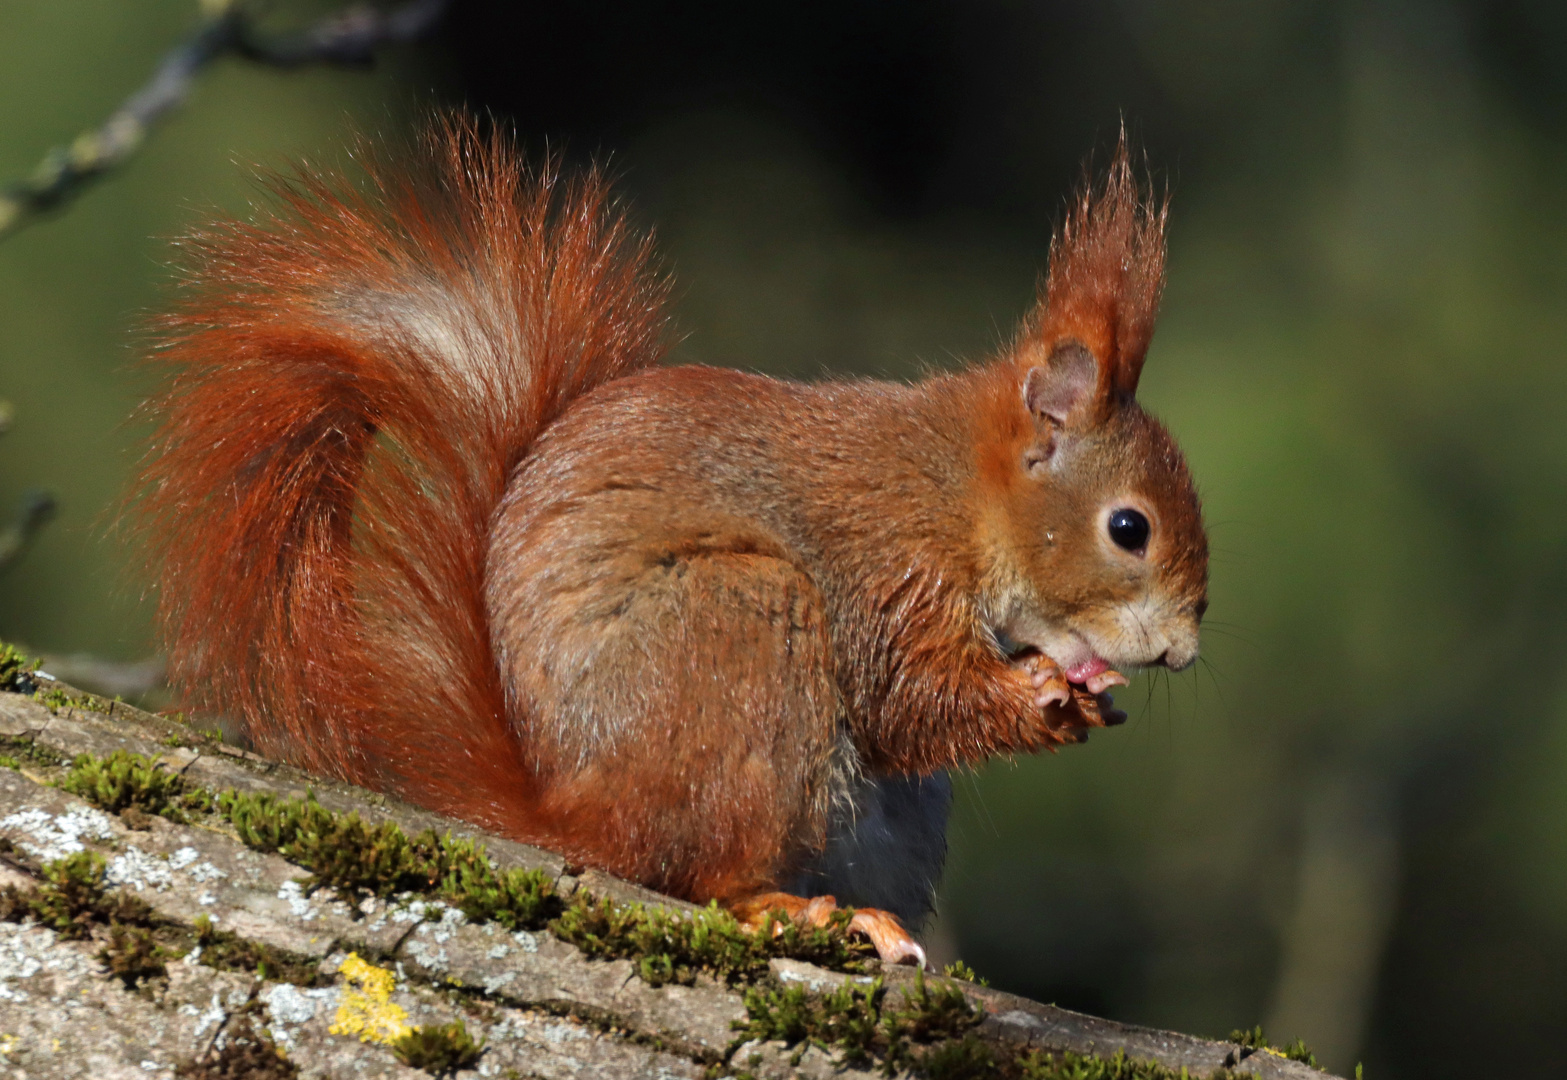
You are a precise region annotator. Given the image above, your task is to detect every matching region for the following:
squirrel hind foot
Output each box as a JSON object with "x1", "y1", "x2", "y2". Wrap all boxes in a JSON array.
[{"x1": 732, "y1": 891, "x2": 928, "y2": 969}]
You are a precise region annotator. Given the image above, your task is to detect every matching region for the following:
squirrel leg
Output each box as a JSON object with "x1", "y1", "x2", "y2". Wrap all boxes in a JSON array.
[
  {"x1": 492, "y1": 517, "x2": 847, "y2": 907},
  {"x1": 786, "y1": 770, "x2": 951, "y2": 933},
  {"x1": 731, "y1": 892, "x2": 928, "y2": 968}
]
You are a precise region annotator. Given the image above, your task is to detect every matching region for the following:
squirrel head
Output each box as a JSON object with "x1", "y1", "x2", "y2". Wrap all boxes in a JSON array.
[{"x1": 978, "y1": 136, "x2": 1208, "y2": 681}]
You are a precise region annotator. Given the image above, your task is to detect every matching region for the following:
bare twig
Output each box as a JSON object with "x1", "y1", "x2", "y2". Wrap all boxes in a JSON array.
[
  {"x1": 0, "y1": 400, "x2": 56, "y2": 573},
  {"x1": 0, "y1": 0, "x2": 448, "y2": 242},
  {"x1": 0, "y1": 490, "x2": 56, "y2": 573}
]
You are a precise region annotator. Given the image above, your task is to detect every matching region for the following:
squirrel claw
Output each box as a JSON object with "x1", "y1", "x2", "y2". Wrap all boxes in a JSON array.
[
  {"x1": 848, "y1": 909, "x2": 928, "y2": 968},
  {"x1": 1015, "y1": 654, "x2": 1072, "y2": 711},
  {"x1": 1085, "y1": 669, "x2": 1128, "y2": 695},
  {"x1": 1034, "y1": 679, "x2": 1071, "y2": 709},
  {"x1": 1029, "y1": 663, "x2": 1062, "y2": 687}
]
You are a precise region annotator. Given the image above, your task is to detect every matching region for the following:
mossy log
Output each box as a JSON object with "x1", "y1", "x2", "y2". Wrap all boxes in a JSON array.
[{"x1": 0, "y1": 677, "x2": 1338, "y2": 1080}]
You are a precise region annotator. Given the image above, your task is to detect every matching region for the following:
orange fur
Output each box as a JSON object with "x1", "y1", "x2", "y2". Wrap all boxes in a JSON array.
[
  {"x1": 135, "y1": 115, "x2": 669, "y2": 853},
  {"x1": 134, "y1": 116, "x2": 1206, "y2": 935},
  {"x1": 1019, "y1": 129, "x2": 1168, "y2": 411}
]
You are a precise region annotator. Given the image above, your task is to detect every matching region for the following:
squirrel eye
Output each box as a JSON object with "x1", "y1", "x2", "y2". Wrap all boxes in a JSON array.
[{"x1": 1107, "y1": 508, "x2": 1150, "y2": 553}]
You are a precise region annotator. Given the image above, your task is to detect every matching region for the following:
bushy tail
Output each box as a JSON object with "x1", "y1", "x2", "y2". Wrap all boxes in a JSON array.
[{"x1": 135, "y1": 114, "x2": 669, "y2": 835}]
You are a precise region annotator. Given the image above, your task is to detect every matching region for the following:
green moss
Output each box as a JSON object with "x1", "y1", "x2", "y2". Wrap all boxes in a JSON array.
[
  {"x1": 892, "y1": 970, "x2": 987, "y2": 1044},
  {"x1": 159, "y1": 723, "x2": 222, "y2": 748},
  {"x1": 735, "y1": 978, "x2": 887, "y2": 1067},
  {"x1": 0, "y1": 851, "x2": 326, "y2": 993},
  {"x1": 216, "y1": 789, "x2": 433, "y2": 898},
  {"x1": 213, "y1": 784, "x2": 872, "y2": 989},
  {"x1": 1227, "y1": 1026, "x2": 1319, "y2": 1068},
  {"x1": 734, "y1": 972, "x2": 1254, "y2": 1080},
  {"x1": 38, "y1": 687, "x2": 105, "y2": 715},
  {"x1": 40, "y1": 753, "x2": 881, "y2": 995},
  {"x1": 174, "y1": 1006, "x2": 299, "y2": 1080},
  {"x1": 0, "y1": 735, "x2": 67, "y2": 769},
  {"x1": 0, "y1": 641, "x2": 39, "y2": 693},
  {"x1": 433, "y1": 835, "x2": 557, "y2": 930},
  {"x1": 942, "y1": 960, "x2": 988, "y2": 986},
  {"x1": 32, "y1": 686, "x2": 71, "y2": 711},
  {"x1": 191, "y1": 913, "x2": 327, "y2": 987},
  {"x1": 735, "y1": 971, "x2": 982, "y2": 1073},
  {"x1": 0, "y1": 844, "x2": 180, "y2": 996},
  {"x1": 0, "y1": 849, "x2": 105, "y2": 938},
  {"x1": 0, "y1": 850, "x2": 156, "y2": 939},
  {"x1": 0, "y1": 746, "x2": 1288, "y2": 1079},
  {"x1": 1018, "y1": 1049, "x2": 1252, "y2": 1080},
  {"x1": 59, "y1": 750, "x2": 212, "y2": 823},
  {"x1": 551, "y1": 895, "x2": 872, "y2": 988},
  {"x1": 214, "y1": 790, "x2": 563, "y2": 930},
  {"x1": 99, "y1": 921, "x2": 170, "y2": 988},
  {"x1": 392, "y1": 1018, "x2": 486, "y2": 1075}
]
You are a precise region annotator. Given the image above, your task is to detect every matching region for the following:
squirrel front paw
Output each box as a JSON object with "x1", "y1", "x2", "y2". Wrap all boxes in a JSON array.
[
  {"x1": 1014, "y1": 653, "x2": 1129, "y2": 731},
  {"x1": 1019, "y1": 653, "x2": 1073, "y2": 710}
]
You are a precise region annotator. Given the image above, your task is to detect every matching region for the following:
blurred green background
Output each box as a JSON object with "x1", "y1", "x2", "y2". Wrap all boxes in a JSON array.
[{"x1": 2, "y1": 1, "x2": 1565, "y2": 1075}]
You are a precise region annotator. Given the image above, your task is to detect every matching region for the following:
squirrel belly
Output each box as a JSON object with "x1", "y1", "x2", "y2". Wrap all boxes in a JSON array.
[{"x1": 136, "y1": 114, "x2": 1207, "y2": 962}]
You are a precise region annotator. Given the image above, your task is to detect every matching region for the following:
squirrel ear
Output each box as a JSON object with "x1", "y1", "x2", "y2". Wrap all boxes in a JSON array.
[
  {"x1": 1017, "y1": 129, "x2": 1167, "y2": 414},
  {"x1": 1023, "y1": 341, "x2": 1098, "y2": 429}
]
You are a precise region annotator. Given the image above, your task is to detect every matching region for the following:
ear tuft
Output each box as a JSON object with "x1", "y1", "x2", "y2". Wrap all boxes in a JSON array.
[{"x1": 1015, "y1": 126, "x2": 1167, "y2": 409}]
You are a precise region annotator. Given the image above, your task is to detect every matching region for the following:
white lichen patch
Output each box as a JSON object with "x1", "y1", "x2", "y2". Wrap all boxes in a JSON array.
[
  {"x1": 424, "y1": 905, "x2": 466, "y2": 943},
  {"x1": 264, "y1": 983, "x2": 320, "y2": 1026},
  {"x1": 176, "y1": 994, "x2": 227, "y2": 1038},
  {"x1": 0, "y1": 806, "x2": 114, "y2": 861},
  {"x1": 479, "y1": 1011, "x2": 596, "y2": 1074},
  {"x1": 262, "y1": 982, "x2": 338, "y2": 1049},
  {"x1": 543, "y1": 1020, "x2": 590, "y2": 1044},
  {"x1": 397, "y1": 900, "x2": 470, "y2": 972},
  {"x1": 389, "y1": 896, "x2": 434, "y2": 925},
  {"x1": 404, "y1": 936, "x2": 448, "y2": 971},
  {"x1": 0, "y1": 923, "x2": 96, "y2": 1003},
  {"x1": 277, "y1": 880, "x2": 318, "y2": 921},
  {"x1": 107, "y1": 847, "x2": 175, "y2": 892},
  {"x1": 169, "y1": 847, "x2": 228, "y2": 884},
  {"x1": 106, "y1": 845, "x2": 231, "y2": 893},
  {"x1": 481, "y1": 970, "x2": 515, "y2": 994}
]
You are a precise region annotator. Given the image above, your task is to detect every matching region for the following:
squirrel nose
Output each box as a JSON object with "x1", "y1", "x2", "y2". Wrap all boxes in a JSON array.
[{"x1": 1157, "y1": 644, "x2": 1197, "y2": 672}]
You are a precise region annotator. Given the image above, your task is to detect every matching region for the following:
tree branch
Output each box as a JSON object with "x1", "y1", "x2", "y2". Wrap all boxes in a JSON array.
[{"x1": 0, "y1": 0, "x2": 448, "y2": 243}]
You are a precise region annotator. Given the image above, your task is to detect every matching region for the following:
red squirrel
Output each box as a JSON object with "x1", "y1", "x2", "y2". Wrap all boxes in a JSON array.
[{"x1": 136, "y1": 115, "x2": 1207, "y2": 966}]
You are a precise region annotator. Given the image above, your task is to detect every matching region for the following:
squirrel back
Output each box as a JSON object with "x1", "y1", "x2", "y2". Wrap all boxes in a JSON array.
[{"x1": 136, "y1": 115, "x2": 670, "y2": 842}]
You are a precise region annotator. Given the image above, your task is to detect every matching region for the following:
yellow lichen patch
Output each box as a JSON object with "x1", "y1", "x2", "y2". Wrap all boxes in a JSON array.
[{"x1": 329, "y1": 953, "x2": 411, "y2": 1045}]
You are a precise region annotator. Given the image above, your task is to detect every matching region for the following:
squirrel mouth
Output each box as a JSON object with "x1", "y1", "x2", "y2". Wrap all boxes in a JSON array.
[
  {"x1": 995, "y1": 626, "x2": 1129, "y2": 696},
  {"x1": 1063, "y1": 654, "x2": 1128, "y2": 696},
  {"x1": 1063, "y1": 656, "x2": 1109, "y2": 684}
]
